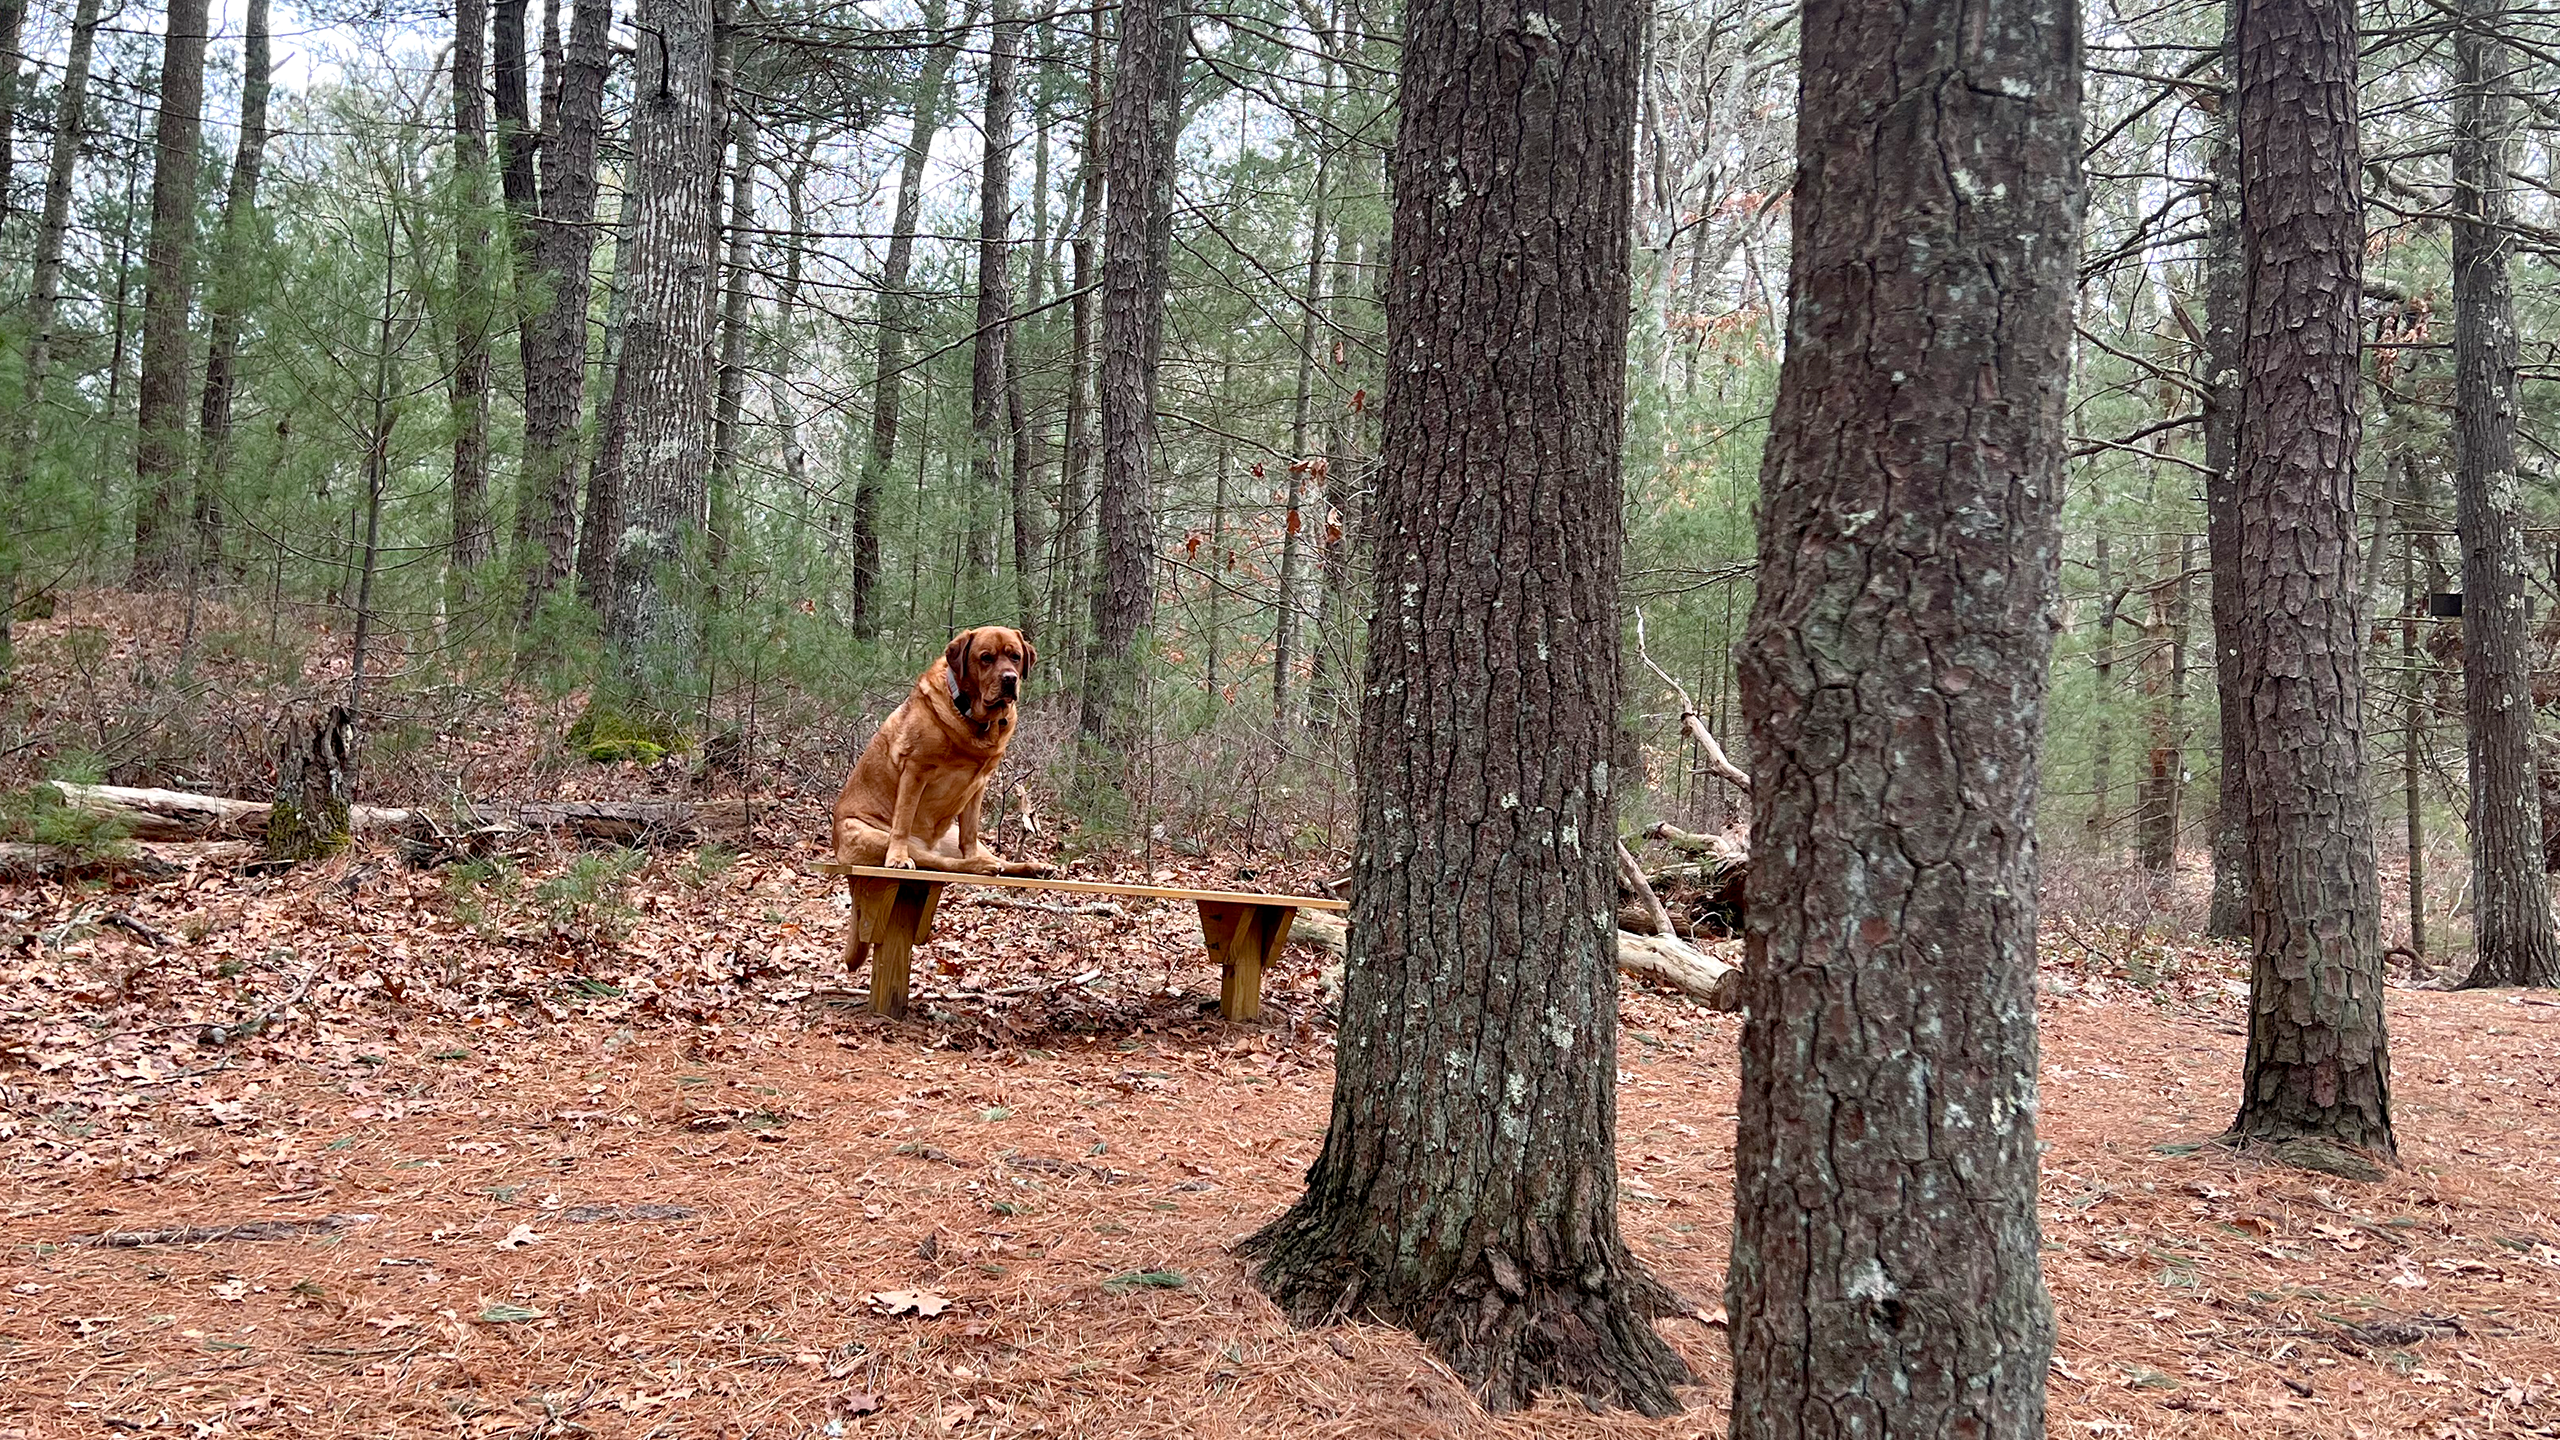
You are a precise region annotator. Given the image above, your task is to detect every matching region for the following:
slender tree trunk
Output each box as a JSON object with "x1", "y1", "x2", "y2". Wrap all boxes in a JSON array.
[
  {"x1": 969, "y1": 0, "x2": 1019, "y2": 605},
  {"x1": 2203, "y1": 0, "x2": 2249, "y2": 939},
  {"x1": 2449, "y1": 0, "x2": 2558, "y2": 989},
  {"x1": 595, "y1": 0, "x2": 728, "y2": 667},
  {"x1": 1726, "y1": 0, "x2": 2079, "y2": 1427},
  {"x1": 512, "y1": 0, "x2": 609, "y2": 617},
  {"x1": 1009, "y1": 81, "x2": 1048, "y2": 636},
  {"x1": 2092, "y1": 530, "x2": 2115, "y2": 843},
  {"x1": 1052, "y1": 9, "x2": 1104, "y2": 650},
  {"x1": 1309, "y1": 231, "x2": 1365, "y2": 729},
  {"x1": 1274, "y1": 138, "x2": 1329, "y2": 724},
  {"x1": 129, "y1": 0, "x2": 213, "y2": 588},
  {"x1": 775, "y1": 145, "x2": 811, "y2": 527},
  {"x1": 1245, "y1": 0, "x2": 1688, "y2": 1411},
  {"x1": 0, "y1": 0, "x2": 101, "y2": 678},
  {"x1": 2225, "y1": 0, "x2": 2395, "y2": 1161},
  {"x1": 2399, "y1": 456, "x2": 2429, "y2": 960},
  {"x1": 852, "y1": 0, "x2": 965, "y2": 636},
  {"x1": 2139, "y1": 519, "x2": 2187, "y2": 875},
  {"x1": 1077, "y1": 0, "x2": 1182, "y2": 745},
  {"x1": 709, "y1": 115, "x2": 757, "y2": 582},
  {"x1": 0, "y1": 0, "x2": 22, "y2": 230},
  {"x1": 191, "y1": 0, "x2": 272, "y2": 586},
  {"x1": 575, "y1": 170, "x2": 643, "y2": 604},
  {"x1": 450, "y1": 0, "x2": 497, "y2": 585}
]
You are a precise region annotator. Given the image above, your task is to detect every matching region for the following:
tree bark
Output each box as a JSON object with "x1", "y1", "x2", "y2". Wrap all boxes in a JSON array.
[
  {"x1": 851, "y1": 0, "x2": 964, "y2": 636},
  {"x1": 129, "y1": 0, "x2": 212, "y2": 589},
  {"x1": 969, "y1": 0, "x2": 1019, "y2": 606},
  {"x1": 1727, "y1": 0, "x2": 2079, "y2": 1429},
  {"x1": 2202, "y1": 0, "x2": 2249, "y2": 940},
  {"x1": 1077, "y1": 0, "x2": 1182, "y2": 746},
  {"x1": 1244, "y1": 0, "x2": 1689, "y2": 1412},
  {"x1": 266, "y1": 707, "x2": 356, "y2": 863},
  {"x1": 1050, "y1": 8, "x2": 1104, "y2": 650},
  {"x1": 2225, "y1": 0, "x2": 2395, "y2": 1159},
  {"x1": 192, "y1": 0, "x2": 272, "y2": 584},
  {"x1": 2449, "y1": 0, "x2": 2558, "y2": 990},
  {"x1": 1273, "y1": 137, "x2": 1329, "y2": 723},
  {"x1": 0, "y1": 0, "x2": 102, "y2": 679},
  {"x1": 595, "y1": 0, "x2": 728, "y2": 669},
  {"x1": 450, "y1": 0, "x2": 497, "y2": 586},
  {"x1": 0, "y1": 0, "x2": 21, "y2": 231},
  {"x1": 511, "y1": 0, "x2": 610, "y2": 618},
  {"x1": 709, "y1": 115, "x2": 757, "y2": 583}
]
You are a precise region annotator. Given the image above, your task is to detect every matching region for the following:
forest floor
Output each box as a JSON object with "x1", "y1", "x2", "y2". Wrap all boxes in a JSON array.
[
  {"x1": 2, "y1": 595, "x2": 2556, "y2": 1438},
  {"x1": 3, "y1": 830, "x2": 2556, "y2": 1440}
]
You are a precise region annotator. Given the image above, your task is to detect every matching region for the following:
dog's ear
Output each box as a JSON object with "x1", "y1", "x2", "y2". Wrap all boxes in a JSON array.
[
  {"x1": 943, "y1": 629, "x2": 976, "y2": 712},
  {"x1": 1019, "y1": 635, "x2": 1036, "y2": 677}
]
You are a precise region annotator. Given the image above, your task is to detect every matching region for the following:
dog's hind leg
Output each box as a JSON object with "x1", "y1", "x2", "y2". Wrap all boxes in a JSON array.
[{"x1": 832, "y1": 817, "x2": 896, "y2": 867}]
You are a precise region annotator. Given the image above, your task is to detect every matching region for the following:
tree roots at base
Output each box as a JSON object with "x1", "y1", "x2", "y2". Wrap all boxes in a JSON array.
[{"x1": 1240, "y1": 1212, "x2": 1694, "y2": 1417}]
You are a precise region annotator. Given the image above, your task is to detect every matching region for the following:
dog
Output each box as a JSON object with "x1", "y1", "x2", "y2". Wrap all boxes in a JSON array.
[{"x1": 831, "y1": 626, "x2": 1053, "y2": 877}]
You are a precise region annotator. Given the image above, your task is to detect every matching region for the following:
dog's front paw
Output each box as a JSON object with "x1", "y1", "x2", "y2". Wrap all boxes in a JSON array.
[
  {"x1": 882, "y1": 847, "x2": 917, "y2": 870},
  {"x1": 998, "y1": 858, "x2": 1056, "y2": 879}
]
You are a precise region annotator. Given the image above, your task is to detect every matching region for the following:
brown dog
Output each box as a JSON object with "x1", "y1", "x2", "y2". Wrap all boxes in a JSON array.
[{"x1": 831, "y1": 626, "x2": 1052, "y2": 876}]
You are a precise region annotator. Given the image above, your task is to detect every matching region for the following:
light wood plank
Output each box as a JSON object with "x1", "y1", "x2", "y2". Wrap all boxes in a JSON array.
[{"x1": 818, "y1": 863, "x2": 1346, "y2": 910}]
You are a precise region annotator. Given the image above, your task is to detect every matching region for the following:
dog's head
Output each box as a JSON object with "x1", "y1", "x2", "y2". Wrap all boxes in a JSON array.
[{"x1": 943, "y1": 626, "x2": 1036, "y2": 716}]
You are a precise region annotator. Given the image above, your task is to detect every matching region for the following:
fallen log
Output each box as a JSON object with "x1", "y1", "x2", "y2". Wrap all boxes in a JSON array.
[
  {"x1": 47, "y1": 782, "x2": 416, "y2": 840},
  {"x1": 1287, "y1": 909, "x2": 1743, "y2": 1011},
  {"x1": 0, "y1": 840, "x2": 263, "y2": 882},
  {"x1": 46, "y1": 782, "x2": 732, "y2": 849}
]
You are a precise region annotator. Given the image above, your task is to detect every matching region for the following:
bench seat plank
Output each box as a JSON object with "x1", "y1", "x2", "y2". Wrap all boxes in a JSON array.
[
  {"x1": 819, "y1": 862, "x2": 1346, "y2": 911},
  {"x1": 819, "y1": 863, "x2": 1341, "y2": 1021}
]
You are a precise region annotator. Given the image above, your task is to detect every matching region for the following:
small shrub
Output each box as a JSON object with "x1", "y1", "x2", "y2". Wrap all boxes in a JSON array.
[
  {"x1": 536, "y1": 848, "x2": 645, "y2": 940},
  {"x1": 0, "y1": 783, "x2": 132, "y2": 857}
]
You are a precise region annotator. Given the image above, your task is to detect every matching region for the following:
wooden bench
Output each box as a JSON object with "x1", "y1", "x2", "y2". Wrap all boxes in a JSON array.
[{"x1": 817, "y1": 864, "x2": 1349, "y2": 1022}]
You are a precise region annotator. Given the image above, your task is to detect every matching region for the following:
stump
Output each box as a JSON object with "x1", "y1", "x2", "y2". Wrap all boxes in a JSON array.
[{"x1": 267, "y1": 705, "x2": 355, "y2": 863}]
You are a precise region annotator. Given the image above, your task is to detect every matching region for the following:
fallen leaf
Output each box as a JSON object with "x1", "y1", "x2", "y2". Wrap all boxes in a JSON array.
[
  {"x1": 497, "y1": 1223, "x2": 541, "y2": 1250},
  {"x1": 479, "y1": 1303, "x2": 545, "y2": 1323},
  {"x1": 867, "y1": 1289, "x2": 951, "y2": 1318}
]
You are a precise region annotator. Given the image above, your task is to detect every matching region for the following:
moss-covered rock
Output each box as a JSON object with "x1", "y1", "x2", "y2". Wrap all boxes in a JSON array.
[{"x1": 566, "y1": 700, "x2": 689, "y2": 765}]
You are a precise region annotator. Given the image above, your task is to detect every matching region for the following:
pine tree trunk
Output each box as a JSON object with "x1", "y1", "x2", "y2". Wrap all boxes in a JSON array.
[
  {"x1": 1078, "y1": 0, "x2": 1181, "y2": 746},
  {"x1": 450, "y1": 0, "x2": 497, "y2": 586},
  {"x1": 1726, "y1": 0, "x2": 2079, "y2": 1427},
  {"x1": 969, "y1": 0, "x2": 1019, "y2": 607},
  {"x1": 1244, "y1": 0, "x2": 1689, "y2": 1413},
  {"x1": 2449, "y1": 0, "x2": 2559, "y2": 990},
  {"x1": 0, "y1": 0, "x2": 102, "y2": 678},
  {"x1": 2092, "y1": 530, "x2": 2115, "y2": 843},
  {"x1": 2203, "y1": 0, "x2": 2249, "y2": 939},
  {"x1": 2225, "y1": 0, "x2": 2395, "y2": 1160},
  {"x1": 129, "y1": 0, "x2": 212, "y2": 589},
  {"x1": 852, "y1": 0, "x2": 964, "y2": 636},
  {"x1": 511, "y1": 0, "x2": 608, "y2": 617},
  {"x1": 192, "y1": 0, "x2": 271, "y2": 585},
  {"x1": 594, "y1": 0, "x2": 727, "y2": 667}
]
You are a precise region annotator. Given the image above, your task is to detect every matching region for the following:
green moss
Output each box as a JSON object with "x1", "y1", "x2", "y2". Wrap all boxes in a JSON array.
[{"x1": 566, "y1": 700, "x2": 689, "y2": 765}]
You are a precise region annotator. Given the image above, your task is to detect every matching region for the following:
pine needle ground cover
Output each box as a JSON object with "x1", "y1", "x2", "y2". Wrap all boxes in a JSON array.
[{"x1": 2, "y1": 841, "x2": 2555, "y2": 1438}]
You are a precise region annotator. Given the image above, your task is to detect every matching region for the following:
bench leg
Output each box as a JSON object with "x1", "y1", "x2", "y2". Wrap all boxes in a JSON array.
[
  {"x1": 869, "y1": 879, "x2": 940, "y2": 1018},
  {"x1": 1200, "y1": 901, "x2": 1296, "y2": 1022}
]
